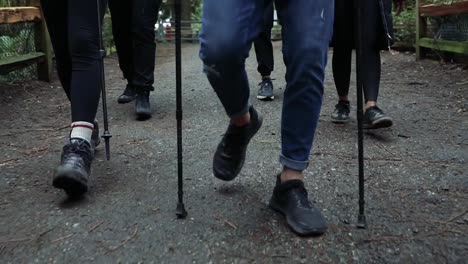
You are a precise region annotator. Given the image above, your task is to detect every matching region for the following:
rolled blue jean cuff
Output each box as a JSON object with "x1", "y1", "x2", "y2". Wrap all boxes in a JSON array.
[{"x1": 279, "y1": 154, "x2": 309, "y2": 171}]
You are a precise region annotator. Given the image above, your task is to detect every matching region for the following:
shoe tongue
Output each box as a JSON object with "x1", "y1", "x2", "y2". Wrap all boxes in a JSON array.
[
  {"x1": 276, "y1": 179, "x2": 305, "y2": 193},
  {"x1": 367, "y1": 106, "x2": 380, "y2": 112}
]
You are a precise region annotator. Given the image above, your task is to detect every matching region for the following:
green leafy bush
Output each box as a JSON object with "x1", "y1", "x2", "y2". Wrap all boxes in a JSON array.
[{"x1": 394, "y1": 8, "x2": 416, "y2": 45}]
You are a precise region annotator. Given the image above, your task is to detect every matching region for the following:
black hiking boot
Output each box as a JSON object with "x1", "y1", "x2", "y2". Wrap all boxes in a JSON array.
[
  {"x1": 331, "y1": 100, "x2": 351, "y2": 123},
  {"x1": 135, "y1": 90, "x2": 152, "y2": 121},
  {"x1": 363, "y1": 106, "x2": 393, "y2": 129},
  {"x1": 213, "y1": 106, "x2": 263, "y2": 181},
  {"x1": 53, "y1": 139, "x2": 94, "y2": 197},
  {"x1": 269, "y1": 175, "x2": 328, "y2": 236},
  {"x1": 117, "y1": 84, "x2": 136, "y2": 104},
  {"x1": 257, "y1": 78, "x2": 274, "y2": 101}
]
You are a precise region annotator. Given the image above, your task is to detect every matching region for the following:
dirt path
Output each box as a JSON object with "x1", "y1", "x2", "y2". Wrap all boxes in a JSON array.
[{"x1": 0, "y1": 43, "x2": 467, "y2": 263}]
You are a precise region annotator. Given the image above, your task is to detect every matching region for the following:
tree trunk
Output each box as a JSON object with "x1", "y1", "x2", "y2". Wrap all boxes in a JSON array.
[{"x1": 181, "y1": 0, "x2": 191, "y2": 22}]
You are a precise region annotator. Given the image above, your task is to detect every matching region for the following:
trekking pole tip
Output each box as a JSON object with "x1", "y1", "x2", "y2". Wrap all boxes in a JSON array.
[
  {"x1": 176, "y1": 202, "x2": 188, "y2": 219},
  {"x1": 357, "y1": 214, "x2": 367, "y2": 229},
  {"x1": 102, "y1": 131, "x2": 112, "y2": 161}
]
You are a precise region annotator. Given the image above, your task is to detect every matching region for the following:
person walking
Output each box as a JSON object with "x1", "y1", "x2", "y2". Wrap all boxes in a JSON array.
[
  {"x1": 200, "y1": 0, "x2": 334, "y2": 236},
  {"x1": 40, "y1": 0, "x2": 107, "y2": 196},
  {"x1": 330, "y1": 0, "x2": 401, "y2": 129},
  {"x1": 109, "y1": 0, "x2": 162, "y2": 120},
  {"x1": 254, "y1": 1, "x2": 275, "y2": 101}
]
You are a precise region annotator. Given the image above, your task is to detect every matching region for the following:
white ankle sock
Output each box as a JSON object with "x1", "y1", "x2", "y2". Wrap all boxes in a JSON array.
[{"x1": 70, "y1": 121, "x2": 94, "y2": 144}]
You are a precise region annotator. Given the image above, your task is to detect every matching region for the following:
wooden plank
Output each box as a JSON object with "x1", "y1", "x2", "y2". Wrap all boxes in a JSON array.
[
  {"x1": 418, "y1": 38, "x2": 468, "y2": 54},
  {"x1": 420, "y1": 1, "x2": 468, "y2": 17},
  {"x1": 0, "y1": 52, "x2": 45, "y2": 74},
  {"x1": 0, "y1": 7, "x2": 41, "y2": 24}
]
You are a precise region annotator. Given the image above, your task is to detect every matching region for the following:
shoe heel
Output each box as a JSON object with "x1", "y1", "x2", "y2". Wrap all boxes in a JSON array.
[{"x1": 53, "y1": 168, "x2": 88, "y2": 197}]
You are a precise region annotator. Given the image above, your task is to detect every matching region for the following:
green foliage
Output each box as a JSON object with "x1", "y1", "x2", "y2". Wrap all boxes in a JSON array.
[
  {"x1": 423, "y1": 0, "x2": 467, "y2": 3},
  {"x1": 0, "y1": 0, "x2": 31, "y2": 6},
  {"x1": 0, "y1": 24, "x2": 36, "y2": 82},
  {"x1": 394, "y1": 8, "x2": 416, "y2": 45},
  {"x1": 0, "y1": 1, "x2": 38, "y2": 82},
  {"x1": 191, "y1": 0, "x2": 203, "y2": 21},
  {"x1": 191, "y1": 0, "x2": 203, "y2": 33},
  {"x1": 102, "y1": 15, "x2": 116, "y2": 55}
]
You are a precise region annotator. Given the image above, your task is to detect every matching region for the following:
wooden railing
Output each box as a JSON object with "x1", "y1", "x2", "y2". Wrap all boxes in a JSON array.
[
  {"x1": 0, "y1": 0, "x2": 52, "y2": 81},
  {"x1": 416, "y1": 0, "x2": 468, "y2": 60}
]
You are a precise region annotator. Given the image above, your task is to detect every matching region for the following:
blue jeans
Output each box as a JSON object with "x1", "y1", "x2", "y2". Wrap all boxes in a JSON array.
[{"x1": 200, "y1": 0, "x2": 334, "y2": 171}]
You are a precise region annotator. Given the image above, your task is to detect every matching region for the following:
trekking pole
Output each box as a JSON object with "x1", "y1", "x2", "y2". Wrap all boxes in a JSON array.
[
  {"x1": 96, "y1": 0, "x2": 112, "y2": 161},
  {"x1": 175, "y1": 0, "x2": 187, "y2": 219},
  {"x1": 356, "y1": 0, "x2": 367, "y2": 229}
]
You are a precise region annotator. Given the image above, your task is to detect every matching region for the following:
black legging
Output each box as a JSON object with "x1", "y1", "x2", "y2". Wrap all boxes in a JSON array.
[
  {"x1": 40, "y1": 0, "x2": 106, "y2": 123},
  {"x1": 332, "y1": 0, "x2": 385, "y2": 103},
  {"x1": 332, "y1": 47, "x2": 381, "y2": 102},
  {"x1": 253, "y1": 0, "x2": 274, "y2": 78}
]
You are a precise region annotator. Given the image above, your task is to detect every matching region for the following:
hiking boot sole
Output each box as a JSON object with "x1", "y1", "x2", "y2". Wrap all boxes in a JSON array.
[
  {"x1": 53, "y1": 167, "x2": 88, "y2": 197},
  {"x1": 136, "y1": 111, "x2": 152, "y2": 121},
  {"x1": 364, "y1": 117, "x2": 393, "y2": 129},
  {"x1": 117, "y1": 96, "x2": 136, "y2": 104},
  {"x1": 331, "y1": 117, "x2": 351, "y2": 124},
  {"x1": 269, "y1": 199, "x2": 327, "y2": 237},
  {"x1": 257, "y1": 95, "x2": 275, "y2": 101}
]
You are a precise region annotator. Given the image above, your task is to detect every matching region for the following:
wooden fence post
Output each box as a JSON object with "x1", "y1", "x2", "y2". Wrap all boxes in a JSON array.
[
  {"x1": 32, "y1": 0, "x2": 52, "y2": 81},
  {"x1": 416, "y1": 0, "x2": 428, "y2": 60}
]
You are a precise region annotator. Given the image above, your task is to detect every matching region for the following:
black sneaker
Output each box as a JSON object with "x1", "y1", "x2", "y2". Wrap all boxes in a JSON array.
[
  {"x1": 269, "y1": 175, "x2": 327, "y2": 236},
  {"x1": 91, "y1": 121, "x2": 100, "y2": 149},
  {"x1": 117, "y1": 84, "x2": 136, "y2": 104},
  {"x1": 331, "y1": 100, "x2": 350, "y2": 123},
  {"x1": 53, "y1": 139, "x2": 94, "y2": 197},
  {"x1": 135, "y1": 90, "x2": 152, "y2": 121},
  {"x1": 213, "y1": 106, "x2": 263, "y2": 181},
  {"x1": 257, "y1": 78, "x2": 274, "y2": 101},
  {"x1": 363, "y1": 106, "x2": 393, "y2": 129}
]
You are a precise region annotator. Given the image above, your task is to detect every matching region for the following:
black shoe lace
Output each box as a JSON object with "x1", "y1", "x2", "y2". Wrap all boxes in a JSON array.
[
  {"x1": 370, "y1": 106, "x2": 383, "y2": 114},
  {"x1": 258, "y1": 85, "x2": 265, "y2": 94},
  {"x1": 258, "y1": 78, "x2": 275, "y2": 87},
  {"x1": 63, "y1": 141, "x2": 93, "y2": 166},
  {"x1": 366, "y1": 106, "x2": 384, "y2": 119},
  {"x1": 222, "y1": 126, "x2": 248, "y2": 154},
  {"x1": 335, "y1": 102, "x2": 350, "y2": 115},
  {"x1": 291, "y1": 186, "x2": 313, "y2": 209}
]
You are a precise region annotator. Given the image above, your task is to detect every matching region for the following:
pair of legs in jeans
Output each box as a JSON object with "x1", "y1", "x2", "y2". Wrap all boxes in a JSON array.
[
  {"x1": 109, "y1": 0, "x2": 162, "y2": 120},
  {"x1": 253, "y1": 1, "x2": 275, "y2": 101},
  {"x1": 200, "y1": 0, "x2": 334, "y2": 236}
]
